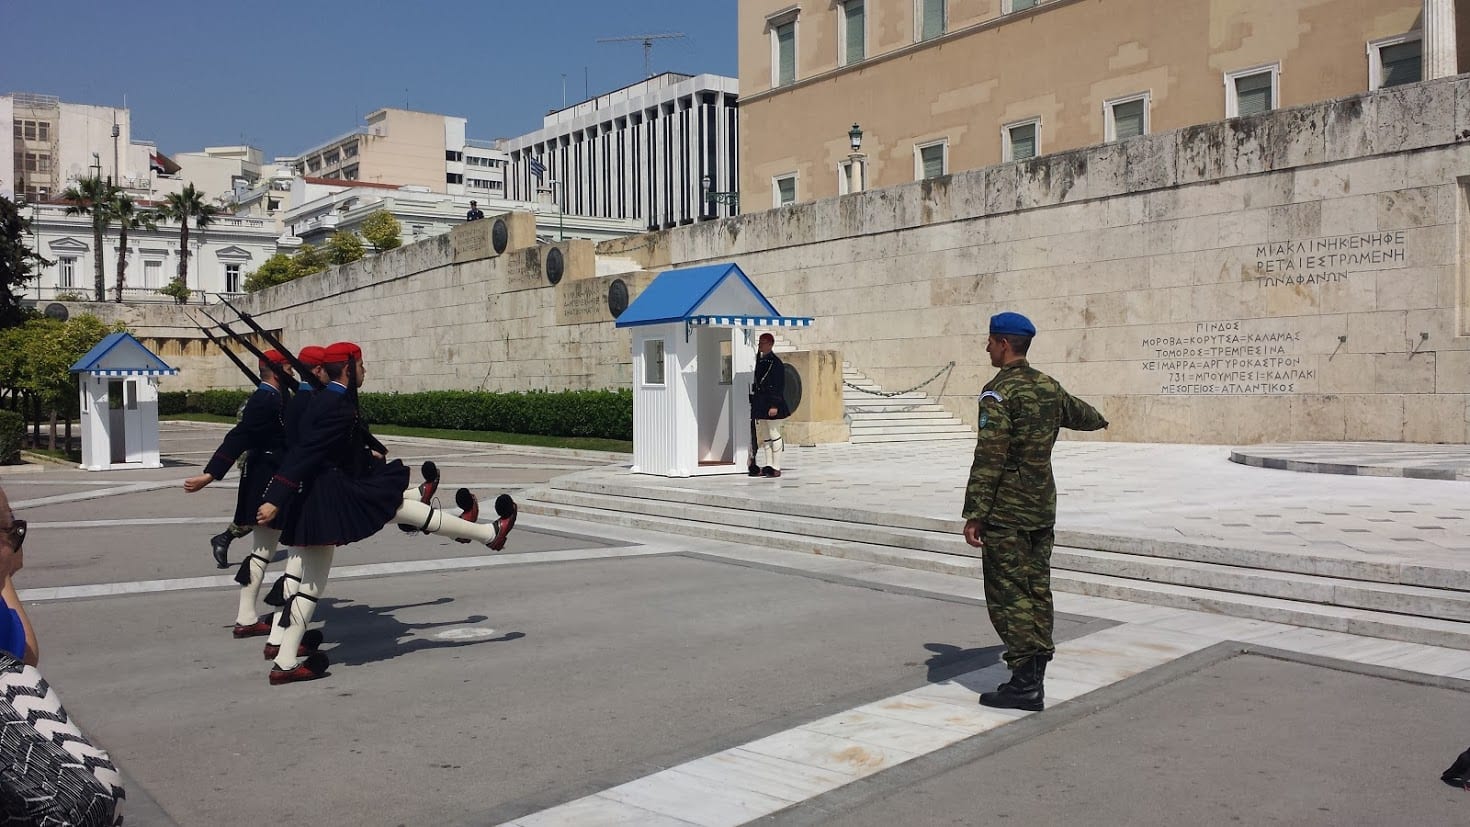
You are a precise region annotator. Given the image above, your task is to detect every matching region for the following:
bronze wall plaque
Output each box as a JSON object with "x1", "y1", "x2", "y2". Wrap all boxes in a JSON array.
[
  {"x1": 607, "y1": 279, "x2": 629, "y2": 318},
  {"x1": 492, "y1": 218, "x2": 509, "y2": 254},
  {"x1": 546, "y1": 247, "x2": 565, "y2": 285}
]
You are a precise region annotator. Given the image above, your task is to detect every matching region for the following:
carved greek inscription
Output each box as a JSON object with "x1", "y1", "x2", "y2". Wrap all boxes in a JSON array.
[
  {"x1": 1140, "y1": 320, "x2": 1313, "y2": 395},
  {"x1": 1253, "y1": 231, "x2": 1405, "y2": 288}
]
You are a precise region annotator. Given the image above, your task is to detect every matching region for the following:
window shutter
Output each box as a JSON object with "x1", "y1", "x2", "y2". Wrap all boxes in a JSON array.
[
  {"x1": 845, "y1": 2, "x2": 865, "y2": 65},
  {"x1": 922, "y1": 0, "x2": 945, "y2": 40},
  {"x1": 1009, "y1": 124, "x2": 1037, "y2": 160},
  {"x1": 1112, "y1": 99, "x2": 1146, "y2": 139},
  {"x1": 1011, "y1": 0, "x2": 1037, "y2": 10},
  {"x1": 777, "y1": 176, "x2": 796, "y2": 204},
  {"x1": 1234, "y1": 72, "x2": 1272, "y2": 116},
  {"x1": 921, "y1": 145, "x2": 945, "y2": 178},
  {"x1": 1381, "y1": 41, "x2": 1422, "y2": 87},
  {"x1": 777, "y1": 24, "x2": 796, "y2": 85}
]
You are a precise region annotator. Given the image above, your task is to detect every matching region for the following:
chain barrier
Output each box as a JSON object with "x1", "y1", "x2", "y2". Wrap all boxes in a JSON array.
[{"x1": 843, "y1": 361, "x2": 955, "y2": 398}]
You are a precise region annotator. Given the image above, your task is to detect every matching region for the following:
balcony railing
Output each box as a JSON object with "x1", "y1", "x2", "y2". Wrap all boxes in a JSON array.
[{"x1": 24, "y1": 285, "x2": 248, "y2": 305}]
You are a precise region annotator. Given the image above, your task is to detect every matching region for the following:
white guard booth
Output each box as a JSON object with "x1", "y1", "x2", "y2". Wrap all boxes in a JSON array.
[
  {"x1": 615, "y1": 263, "x2": 813, "y2": 477},
  {"x1": 69, "y1": 332, "x2": 179, "y2": 471}
]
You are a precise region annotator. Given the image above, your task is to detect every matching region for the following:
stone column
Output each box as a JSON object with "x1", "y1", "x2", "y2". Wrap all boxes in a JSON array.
[{"x1": 1423, "y1": 0, "x2": 1458, "y2": 80}]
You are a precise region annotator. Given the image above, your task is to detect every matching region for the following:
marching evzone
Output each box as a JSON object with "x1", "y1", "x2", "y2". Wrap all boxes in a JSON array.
[
  {"x1": 257, "y1": 346, "x2": 447, "y2": 663},
  {"x1": 256, "y1": 342, "x2": 517, "y2": 685},
  {"x1": 182, "y1": 349, "x2": 294, "y2": 640}
]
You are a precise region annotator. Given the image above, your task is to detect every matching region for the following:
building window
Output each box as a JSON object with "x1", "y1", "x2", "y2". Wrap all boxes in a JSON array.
[
  {"x1": 1105, "y1": 92, "x2": 1150, "y2": 141},
  {"x1": 1226, "y1": 64, "x2": 1279, "y2": 117},
  {"x1": 840, "y1": 1, "x2": 865, "y2": 66},
  {"x1": 1369, "y1": 34, "x2": 1423, "y2": 90},
  {"x1": 773, "y1": 19, "x2": 797, "y2": 87},
  {"x1": 59, "y1": 257, "x2": 75, "y2": 288},
  {"x1": 774, "y1": 173, "x2": 797, "y2": 206},
  {"x1": 1005, "y1": 0, "x2": 1037, "y2": 11},
  {"x1": 341, "y1": 165, "x2": 359, "y2": 180},
  {"x1": 324, "y1": 151, "x2": 340, "y2": 165},
  {"x1": 344, "y1": 143, "x2": 358, "y2": 157},
  {"x1": 1004, "y1": 119, "x2": 1040, "y2": 161},
  {"x1": 838, "y1": 160, "x2": 855, "y2": 195},
  {"x1": 37, "y1": 122, "x2": 48, "y2": 142},
  {"x1": 642, "y1": 339, "x2": 666, "y2": 386},
  {"x1": 916, "y1": 139, "x2": 948, "y2": 179},
  {"x1": 446, "y1": 150, "x2": 463, "y2": 162},
  {"x1": 225, "y1": 263, "x2": 242, "y2": 293},
  {"x1": 143, "y1": 260, "x2": 161, "y2": 288},
  {"x1": 267, "y1": 198, "x2": 281, "y2": 211},
  {"x1": 446, "y1": 172, "x2": 463, "y2": 184},
  {"x1": 918, "y1": 0, "x2": 946, "y2": 41}
]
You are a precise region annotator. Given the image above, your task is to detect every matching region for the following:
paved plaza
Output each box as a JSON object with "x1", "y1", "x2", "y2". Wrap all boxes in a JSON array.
[{"x1": 2, "y1": 423, "x2": 1469, "y2": 825}]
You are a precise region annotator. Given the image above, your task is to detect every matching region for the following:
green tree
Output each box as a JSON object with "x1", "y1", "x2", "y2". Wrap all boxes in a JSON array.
[
  {"x1": 0, "y1": 314, "x2": 122, "y2": 450},
  {"x1": 60, "y1": 175, "x2": 117, "y2": 301},
  {"x1": 360, "y1": 210, "x2": 402, "y2": 252},
  {"x1": 292, "y1": 243, "x2": 328, "y2": 277},
  {"x1": 0, "y1": 196, "x2": 49, "y2": 329},
  {"x1": 105, "y1": 193, "x2": 157, "y2": 302},
  {"x1": 326, "y1": 229, "x2": 365, "y2": 265},
  {"x1": 242, "y1": 252, "x2": 300, "y2": 293},
  {"x1": 157, "y1": 183, "x2": 221, "y2": 293}
]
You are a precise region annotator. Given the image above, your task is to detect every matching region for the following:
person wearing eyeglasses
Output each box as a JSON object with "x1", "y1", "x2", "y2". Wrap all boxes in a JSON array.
[{"x1": 0, "y1": 486, "x2": 39, "y2": 668}]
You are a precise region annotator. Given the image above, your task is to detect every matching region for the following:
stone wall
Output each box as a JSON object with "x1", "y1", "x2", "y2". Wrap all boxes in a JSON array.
[{"x1": 132, "y1": 75, "x2": 1470, "y2": 444}]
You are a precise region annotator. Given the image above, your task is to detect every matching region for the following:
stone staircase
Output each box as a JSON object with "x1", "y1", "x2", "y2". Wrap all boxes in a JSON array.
[
  {"x1": 842, "y1": 363, "x2": 973, "y2": 444},
  {"x1": 522, "y1": 474, "x2": 1470, "y2": 651}
]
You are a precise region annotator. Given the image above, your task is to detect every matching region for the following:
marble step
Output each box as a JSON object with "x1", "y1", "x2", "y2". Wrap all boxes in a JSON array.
[
  {"x1": 851, "y1": 432, "x2": 977, "y2": 443},
  {"x1": 545, "y1": 478, "x2": 1470, "y2": 591},
  {"x1": 522, "y1": 495, "x2": 1470, "y2": 651}
]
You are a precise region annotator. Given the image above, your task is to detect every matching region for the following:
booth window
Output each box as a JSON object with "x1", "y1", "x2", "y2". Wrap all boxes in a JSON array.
[
  {"x1": 643, "y1": 339, "x2": 666, "y2": 386},
  {"x1": 720, "y1": 339, "x2": 733, "y2": 385}
]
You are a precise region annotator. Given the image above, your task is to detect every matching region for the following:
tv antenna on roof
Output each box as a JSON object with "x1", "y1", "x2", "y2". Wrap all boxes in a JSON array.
[{"x1": 596, "y1": 32, "x2": 687, "y2": 78}]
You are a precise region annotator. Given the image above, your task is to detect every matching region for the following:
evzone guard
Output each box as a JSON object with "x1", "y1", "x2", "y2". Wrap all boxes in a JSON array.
[
  {"x1": 257, "y1": 341, "x2": 517, "y2": 685},
  {"x1": 182, "y1": 348, "x2": 294, "y2": 640}
]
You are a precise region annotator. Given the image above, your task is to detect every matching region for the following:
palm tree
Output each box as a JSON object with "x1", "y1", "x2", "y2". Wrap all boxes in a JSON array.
[
  {"x1": 105, "y1": 193, "x2": 157, "y2": 302},
  {"x1": 159, "y1": 184, "x2": 221, "y2": 297},
  {"x1": 59, "y1": 175, "x2": 117, "y2": 301}
]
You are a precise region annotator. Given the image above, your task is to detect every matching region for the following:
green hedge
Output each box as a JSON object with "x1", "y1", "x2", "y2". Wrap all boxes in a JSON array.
[
  {"x1": 0, "y1": 410, "x2": 21, "y2": 465},
  {"x1": 161, "y1": 388, "x2": 633, "y2": 441}
]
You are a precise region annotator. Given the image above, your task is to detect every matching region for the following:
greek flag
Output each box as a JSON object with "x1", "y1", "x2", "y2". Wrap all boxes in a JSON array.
[{"x1": 528, "y1": 157, "x2": 545, "y2": 181}]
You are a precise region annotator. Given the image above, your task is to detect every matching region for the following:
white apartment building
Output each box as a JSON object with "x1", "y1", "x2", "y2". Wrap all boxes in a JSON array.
[
  {"x1": 503, "y1": 73, "x2": 740, "y2": 231},
  {"x1": 2, "y1": 93, "x2": 157, "y2": 203},
  {"x1": 17, "y1": 201, "x2": 281, "y2": 304},
  {"x1": 278, "y1": 108, "x2": 509, "y2": 199}
]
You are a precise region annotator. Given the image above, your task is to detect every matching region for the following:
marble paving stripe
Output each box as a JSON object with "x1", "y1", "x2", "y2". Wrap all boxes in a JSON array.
[
  {"x1": 11, "y1": 481, "x2": 177, "y2": 509},
  {"x1": 496, "y1": 623, "x2": 1209, "y2": 827},
  {"x1": 17, "y1": 546, "x2": 671, "y2": 603}
]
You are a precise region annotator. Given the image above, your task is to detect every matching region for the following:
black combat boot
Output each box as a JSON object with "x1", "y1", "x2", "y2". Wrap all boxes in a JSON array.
[
  {"x1": 979, "y1": 657, "x2": 1046, "y2": 712},
  {"x1": 210, "y1": 531, "x2": 233, "y2": 569}
]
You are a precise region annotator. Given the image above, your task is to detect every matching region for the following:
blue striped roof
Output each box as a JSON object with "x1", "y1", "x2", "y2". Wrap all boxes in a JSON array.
[
  {"x1": 70, "y1": 331, "x2": 179, "y2": 376},
  {"x1": 615, "y1": 263, "x2": 783, "y2": 328}
]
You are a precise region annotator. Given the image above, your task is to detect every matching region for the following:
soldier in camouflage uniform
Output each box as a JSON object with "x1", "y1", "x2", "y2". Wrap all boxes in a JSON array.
[{"x1": 962, "y1": 312, "x2": 1108, "y2": 711}]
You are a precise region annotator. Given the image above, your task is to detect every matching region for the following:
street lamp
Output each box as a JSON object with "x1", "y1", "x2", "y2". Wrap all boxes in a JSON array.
[
  {"x1": 846, "y1": 123, "x2": 866, "y2": 194},
  {"x1": 700, "y1": 173, "x2": 739, "y2": 217}
]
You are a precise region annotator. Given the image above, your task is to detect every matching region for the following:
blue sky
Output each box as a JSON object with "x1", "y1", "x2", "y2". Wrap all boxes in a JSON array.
[{"x1": 5, "y1": 0, "x2": 737, "y2": 158}]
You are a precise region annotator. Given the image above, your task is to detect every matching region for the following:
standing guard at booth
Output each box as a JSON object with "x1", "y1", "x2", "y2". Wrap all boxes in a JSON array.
[{"x1": 749, "y1": 332, "x2": 790, "y2": 478}]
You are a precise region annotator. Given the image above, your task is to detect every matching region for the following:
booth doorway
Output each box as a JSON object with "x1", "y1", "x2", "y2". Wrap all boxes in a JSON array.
[
  {"x1": 104, "y1": 379, "x2": 145, "y2": 464},
  {"x1": 696, "y1": 326, "x2": 738, "y2": 466}
]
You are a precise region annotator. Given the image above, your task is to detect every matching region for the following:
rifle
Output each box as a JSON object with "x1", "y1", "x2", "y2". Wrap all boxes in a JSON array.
[
  {"x1": 215, "y1": 295, "x2": 388, "y2": 457},
  {"x1": 190, "y1": 312, "x2": 260, "y2": 387},
  {"x1": 198, "y1": 308, "x2": 300, "y2": 393}
]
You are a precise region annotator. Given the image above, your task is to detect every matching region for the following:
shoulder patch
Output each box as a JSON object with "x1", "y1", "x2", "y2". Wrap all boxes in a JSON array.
[{"x1": 979, "y1": 390, "x2": 1004, "y2": 404}]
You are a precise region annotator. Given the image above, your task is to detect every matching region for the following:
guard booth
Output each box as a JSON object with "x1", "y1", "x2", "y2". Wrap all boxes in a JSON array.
[
  {"x1": 615, "y1": 263, "x2": 813, "y2": 477},
  {"x1": 69, "y1": 332, "x2": 179, "y2": 471}
]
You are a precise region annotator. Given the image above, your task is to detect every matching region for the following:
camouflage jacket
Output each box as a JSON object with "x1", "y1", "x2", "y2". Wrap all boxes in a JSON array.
[{"x1": 961, "y1": 360, "x2": 1108, "y2": 529}]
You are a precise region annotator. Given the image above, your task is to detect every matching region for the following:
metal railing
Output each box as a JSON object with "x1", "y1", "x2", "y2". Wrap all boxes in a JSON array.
[{"x1": 24, "y1": 285, "x2": 247, "y2": 305}]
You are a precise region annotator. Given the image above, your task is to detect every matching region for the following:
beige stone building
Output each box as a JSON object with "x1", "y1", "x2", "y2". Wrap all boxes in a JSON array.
[
  {"x1": 281, "y1": 108, "x2": 508, "y2": 198},
  {"x1": 737, "y1": 0, "x2": 1461, "y2": 206}
]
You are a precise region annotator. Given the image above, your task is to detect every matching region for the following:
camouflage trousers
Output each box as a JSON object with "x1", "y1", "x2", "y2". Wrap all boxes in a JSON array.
[{"x1": 980, "y1": 523, "x2": 1055, "y2": 669}]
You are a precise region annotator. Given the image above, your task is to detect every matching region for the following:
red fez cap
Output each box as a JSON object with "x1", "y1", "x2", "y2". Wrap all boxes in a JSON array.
[
  {"x1": 297, "y1": 345, "x2": 327, "y2": 367},
  {"x1": 323, "y1": 342, "x2": 362, "y2": 363},
  {"x1": 259, "y1": 349, "x2": 286, "y2": 365}
]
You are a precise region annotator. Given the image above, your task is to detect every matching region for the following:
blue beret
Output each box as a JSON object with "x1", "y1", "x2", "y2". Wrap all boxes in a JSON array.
[{"x1": 989, "y1": 312, "x2": 1036, "y2": 337}]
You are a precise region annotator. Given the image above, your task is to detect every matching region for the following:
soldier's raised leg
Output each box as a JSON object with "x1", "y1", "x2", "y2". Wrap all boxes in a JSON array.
[{"x1": 231, "y1": 526, "x2": 280, "y2": 638}]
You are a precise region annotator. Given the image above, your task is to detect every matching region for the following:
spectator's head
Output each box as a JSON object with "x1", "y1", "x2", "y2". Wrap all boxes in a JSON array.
[
  {"x1": 0, "y1": 486, "x2": 24, "y2": 583},
  {"x1": 469, "y1": 200, "x2": 478, "y2": 209},
  {"x1": 758, "y1": 332, "x2": 775, "y2": 354}
]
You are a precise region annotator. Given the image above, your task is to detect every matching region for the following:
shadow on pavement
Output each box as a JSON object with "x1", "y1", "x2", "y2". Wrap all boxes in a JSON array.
[
  {"x1": 316, "y1": 596, "x2": 524, "y2": 666},
  {"x1": 922, "y1": 642, "x2": 1005, "y2": 690}
]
